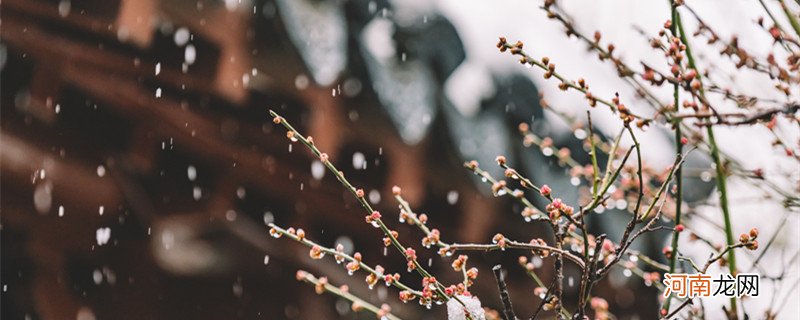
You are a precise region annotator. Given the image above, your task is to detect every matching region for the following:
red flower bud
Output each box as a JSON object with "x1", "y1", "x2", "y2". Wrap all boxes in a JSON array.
[{"x1": 540, "y1": 184, "x2": 552, "y2": 197}]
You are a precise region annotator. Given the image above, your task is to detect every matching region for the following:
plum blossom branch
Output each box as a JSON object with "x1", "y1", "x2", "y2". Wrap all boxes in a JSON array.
[
  {"x1": 269, "y1": 110, "x2": 474, "y2": 315},
  {"x1": 295, "y1": 270, "x2": 401, "y2": 320}
]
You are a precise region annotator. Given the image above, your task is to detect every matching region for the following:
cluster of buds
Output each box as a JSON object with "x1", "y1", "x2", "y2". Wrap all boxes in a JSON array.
[
  {"x1": 335, "y1": 243, "x2": 346, "y2": 264},
  {"x1": 491, "y1": 180, "x2": 507, "y2": 195},
  {"x1": 438, "y1": 246, "x2": 455, "y2": 257},
  {"x1": 451, "y1": 255, "x2": 468, "y2": 272},
  {"x1": 421, "y1": 229, "x2": 441, "y2": 248},
  {"x1": 365, "y1": 265, "x2": 384, "y2": 289},
  {"x1": 405, "y1": 247, "x2": 417, "y2": 272},
  {"x1": 309, "y1": 245, "x2": 325, "y2": 260},
  {"x1": 642, "y1": 271, "x2": 661, "y2": 287},
  {"x1": 529, "y1": 238, "x2": 551, "y2": 257},
  {"x1": 422, "y1": 276, "x2": 438, "y2": 290},
  {"x1": 398, "y1": 210, "x2": 411, "y2": 224},
  {"x1": 383, "y1": 273, "x2": 400, "y2": 286},
  {"x1": 520, "y1": 207, "x2": 541, "y2": 222},
  {"x1": 346, "y1": 252, "x2": 362, "y2": 275},
  {"x1": 545, "y1": 198, "x2": 574, "y2": 220},
  {"x1": 681, "y1": 99, "x2": 699, "y2": 111},
  {"x1": 492, "y1": 233, "x2": 507, "y2": 250},
  {"x1": 383, "y1": 230, "x2": 399, "y2": 247},
  {"x1": 542, "y1": 296, "x2": 560, "y2": 311},
  {"x1": 365, "y1": 211, "x2": 381, "y2": 228},
  {"x1": 518, "y1": 256, "x2": 536, "y2": 272},
  {"x1": 419, "y1": 277, "x2": 440, "y2": 307},
  {"x1": 665, "y1": 33, "x2": 686, "y2": 64},
  {"x1": 496, "y1": 37, "x2": 524, "y2": 55},
  {"x1": 611, "y1": 94, "x2": 634, "y2": 123},
  {"x1": 399, "y1": 290, "x2": 416, "y2": 303},
  {"x1": 444, "y1": 283, "x2": 471, "y2": 297},
  {"x1": 444, "y1": 285, "x2": 456, "y2": 296},
  {"x1": 543, "y1": 59, "x2": 555, "y2": 79},
  {"x1": 314, "y1": 276, "x2": 328, "y2": 295},
  {"x1": 376, "y1": 304, "x2": 391, "y2": 319},
  {"x1": 465, "y1": 268, "x2": 479, "y2": 284},
  {"x1": 739, "y1": 227, "x2": 759, "y2": 250}
]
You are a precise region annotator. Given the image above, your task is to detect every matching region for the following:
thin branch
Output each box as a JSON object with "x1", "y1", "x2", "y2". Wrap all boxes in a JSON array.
[
  {"x1": 296, "y1": 270, "x2": 402, "y2": 320},
  {"x1": 492, "y1": 265, "x2": 518, "y2": 320}
]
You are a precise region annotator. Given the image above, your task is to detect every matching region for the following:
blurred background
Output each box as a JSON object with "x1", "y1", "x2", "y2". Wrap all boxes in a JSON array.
[{"x1": 1, "y1": 0, "x2": 798, "y2": 319}]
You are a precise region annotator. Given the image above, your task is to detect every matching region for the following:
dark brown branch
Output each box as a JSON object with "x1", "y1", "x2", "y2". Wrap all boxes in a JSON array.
[{"x1": 492, "y1": 265, "x2": 518, "y2": 320}]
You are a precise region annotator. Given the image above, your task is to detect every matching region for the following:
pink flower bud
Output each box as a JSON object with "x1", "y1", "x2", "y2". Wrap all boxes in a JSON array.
[{"x1": 540, "y1": 185, "x2": 552, "y2": 197}]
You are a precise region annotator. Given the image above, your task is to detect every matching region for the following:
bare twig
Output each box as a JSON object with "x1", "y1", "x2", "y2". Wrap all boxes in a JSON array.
[{"x1": 492, "y1": 265, "x2": 518, "y2": 320}]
